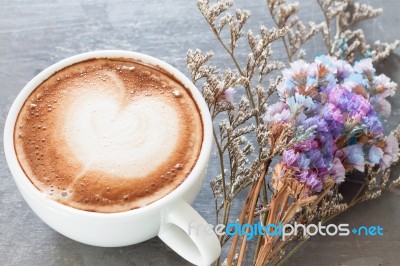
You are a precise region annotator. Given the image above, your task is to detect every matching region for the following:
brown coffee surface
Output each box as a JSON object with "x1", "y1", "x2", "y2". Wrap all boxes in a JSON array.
[{"x1": 14, "y1": 58, "x2": 203, "y2": 213}]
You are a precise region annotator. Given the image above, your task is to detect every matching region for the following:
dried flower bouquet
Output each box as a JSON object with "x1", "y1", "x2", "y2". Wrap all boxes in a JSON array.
[{"x1": 187, "y1": 0, "x2": 400, "y2": 265}]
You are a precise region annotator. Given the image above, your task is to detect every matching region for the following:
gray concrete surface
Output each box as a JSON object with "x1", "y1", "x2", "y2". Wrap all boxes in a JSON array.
[{"x1": 0, "y1": 0, "x2": 399, "y2": 265}]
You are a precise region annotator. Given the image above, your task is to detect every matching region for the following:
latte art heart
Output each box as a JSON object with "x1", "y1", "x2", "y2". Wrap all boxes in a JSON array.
[
  {"x1": 65, "y1": 91, "x2": 180, "y2": 178},
  {"x1": 14, "y1": 58, "x2": 203, "y2": 213}
]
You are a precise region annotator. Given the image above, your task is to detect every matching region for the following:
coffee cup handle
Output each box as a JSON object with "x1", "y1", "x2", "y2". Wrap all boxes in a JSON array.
[{"x1": 158, "y1": 199, "x2": 221, "y2": 265}]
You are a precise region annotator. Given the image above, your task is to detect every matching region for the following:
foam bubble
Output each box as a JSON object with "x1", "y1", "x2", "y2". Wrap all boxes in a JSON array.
[{"x1": 172, "y1": 89, "x2": 181, "y2": 98}]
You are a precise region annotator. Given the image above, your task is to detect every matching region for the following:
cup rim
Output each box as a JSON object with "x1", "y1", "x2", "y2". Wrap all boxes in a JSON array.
[{"x1": 3, "y1": 50, "x2": 213, "y2": 218}]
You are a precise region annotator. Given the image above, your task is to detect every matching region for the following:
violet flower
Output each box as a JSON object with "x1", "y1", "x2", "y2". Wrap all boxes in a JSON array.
[
  {"x1": 296, "y1": 170, "x2": 323, "y2": 192},
  {"x1": 283, "y1": 149, "x2": 299, "y2": 166}
]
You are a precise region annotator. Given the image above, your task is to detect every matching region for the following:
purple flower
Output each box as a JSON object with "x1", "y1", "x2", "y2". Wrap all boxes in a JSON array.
[
  {"x1": 303, "y1": 116, "x2": 329, "y2": 133},
  {"x1": 293, "y1": 139, "x2": 319, "y2": 151},
  {"x1": 308, "y1": 150, "x2": 327, "y2": 169},
  {"x1": 283, "y1": 149, "x2": 299, "y2": 166},
  {"x1": 326, "y1": 103, "x2": 345, "y2": 123},
  {"x1": 296, "y1": 169, "x2": 323, "y2": 192},
  {"x1": 381, "y1": 134, "x2": 399, "y2": 169},
  {"x1": 306, "y1": 173, "x2": 323, "y2": 192},
  {"x1": 348, "y1": 94, "x2": 371, "y2": 122},
  {"x1": 319, "y1": 134, "x2": 335, "y2": 159},
  {"x1": 337, "y1": 89, "x2": 352, "y2": 111},
  {"x1": 324, "y1": 119, "x2": 343, "y2": 139},
  {"x1": 362, "y1": 114, "x2": 383, "y2": 135},
  {"x1": 328, "y1": 87, "x2": 344, "y2": 106}
]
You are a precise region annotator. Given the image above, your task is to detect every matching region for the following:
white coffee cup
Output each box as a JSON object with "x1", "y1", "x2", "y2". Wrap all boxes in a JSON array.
[{"x1": 3, "y1": 50, "x2": 221, "y2": 265}]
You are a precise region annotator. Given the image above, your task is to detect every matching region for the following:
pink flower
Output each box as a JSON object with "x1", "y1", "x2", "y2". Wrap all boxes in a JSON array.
[
  {"x1": 283, "y1": 60, "x2": 309, "y2": 79},
  {"x1": 328, "y1": 87, "x2": 344, "y2": 105},
  {"x1": 380, "y1": 134, "x2": 399, "y2": 169},
  {"x1": 332, "y1": 157, "x2": 345, "y2": 184},
  {"x1": 379, "y1": 98, "x2": 391, "y2": 117},
  {"x1": 327, "y1": 103, "x2": 344, "y2": 123},
  {"x1": 293, "y1": 139, "x2": 319, "y2": 151},
  {"x1": 223, "y1": 87, "x2": 236, "y2": 103},
  {"x1": 371, "y1": 97, "x2": 391, "y2": 117},
  {"x1": 374, "y1": 74, "x2": 396, "y2": 99},
  {"x1": 264, "y1": 102, "x2": 292, "y2": 123}
]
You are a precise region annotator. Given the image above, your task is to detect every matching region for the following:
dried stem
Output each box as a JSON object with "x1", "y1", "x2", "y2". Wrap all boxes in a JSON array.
[{"x1": 190, "y1": 1, "x2": 400, "y2": 265}]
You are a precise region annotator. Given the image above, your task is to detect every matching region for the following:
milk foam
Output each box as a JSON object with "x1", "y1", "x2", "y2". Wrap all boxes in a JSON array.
[{"x1": 64, "y1": 88, "x2": 180, "y2": 178}]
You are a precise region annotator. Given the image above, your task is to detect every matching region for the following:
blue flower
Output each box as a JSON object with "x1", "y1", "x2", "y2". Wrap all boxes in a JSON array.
[
  {"x1": 368, "y1": 145, "x2": 384, "y2": 164},
  {"x1": 344, "y1": 144, "x2": 365, "y2": 172},
  {"x1": 343, "y1": 72, "x2": 368, "y2": 90},
  {"x1": 315, "y1": 55, "x2": 336, "y2": 72}
]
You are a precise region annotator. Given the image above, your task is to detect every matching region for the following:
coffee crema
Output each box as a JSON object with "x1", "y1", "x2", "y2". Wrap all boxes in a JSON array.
[{"x1": 14, "y1": 58, "x2": 203, "y2": 213}]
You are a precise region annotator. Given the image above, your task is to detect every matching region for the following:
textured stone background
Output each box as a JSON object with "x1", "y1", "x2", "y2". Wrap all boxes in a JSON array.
[{"x1": 0, "y1": 0, "x2": 399, "y2": 265}]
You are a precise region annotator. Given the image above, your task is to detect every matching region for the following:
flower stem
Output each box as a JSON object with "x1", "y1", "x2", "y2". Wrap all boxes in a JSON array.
[{"x1": 266, "y1": 1, "x2": 292, "y2": 62}]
